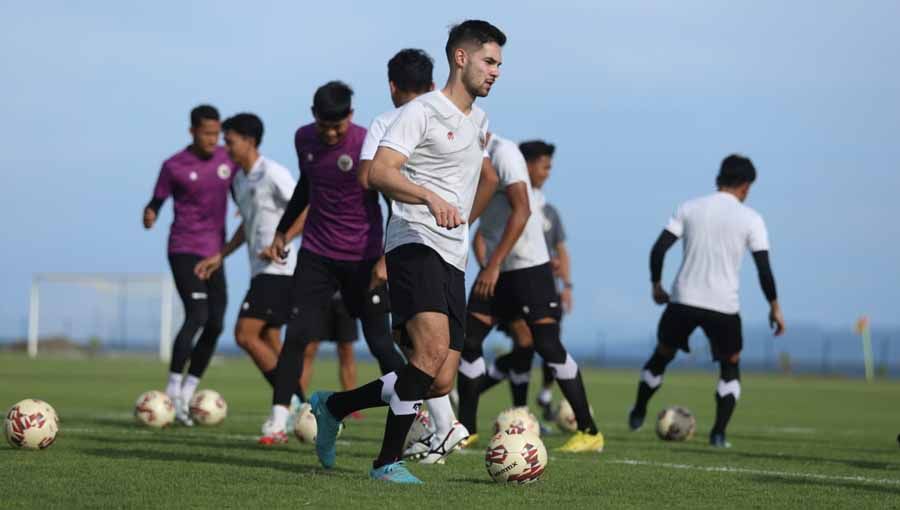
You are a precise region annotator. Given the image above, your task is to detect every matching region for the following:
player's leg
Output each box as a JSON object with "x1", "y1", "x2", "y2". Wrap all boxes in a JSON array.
[
  {"x1": 235, "y1": 317, "x2": 279, "y2": 383},
  {"x1": 629, "y1": 304, "x2": 694, "y2": 431},
  {"x1": 456, "y1": 310, "x2": 493, "y2": 437},
  {"x1": 336, "y1": 342, "x2": 357, "y2": 391},
  {"x1": 182, "y1": 262, "x2": 227, "y2": 405},
  {"x1": 703, "y1": 311, "x2": 743, "y2": 447},
  {"x1": 261, "y1": 325, "x2": 305, "y2": 403},
  {"x1": 301, "y1": 341, "x2": 320, "y2": 394},
  {"x1": 538, "y1": 358, "x2": 556, "y2": 420},
  {"x1": 349, "y1": 260, "x2": 405, "y2": 374},
  {"x1": 165, "y1": 254, "x2": 210, "y2": 404}
]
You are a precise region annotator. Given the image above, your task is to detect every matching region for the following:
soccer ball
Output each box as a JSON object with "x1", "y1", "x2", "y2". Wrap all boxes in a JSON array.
[
  {"x1": 494, "y1": 407, "x2": 540, "y2": 437},
  {"x1": 403, "y1": 409, "x2": 433, "y2": 452},
  {"x1": 556, "y1": 399, "x2": 594, "y2": 432},
  {"x1": 5, "y1": 399, "x2": 59, "y2": 449},
  {"x1": 656, "y1": 406, "x2": 696, "y2": 441},
  {"x1": 189, "y1": 389, "x2": 227, "y2": 426},
  {"x1": 134, "y1": 391, "x2": 175, "y2": 428},
  {"x1": 484, "y1": 428, "x2": 548, "y2": 484},
  {"x1": 293, "y1": 404, "x2": 317, "y2": 443}
]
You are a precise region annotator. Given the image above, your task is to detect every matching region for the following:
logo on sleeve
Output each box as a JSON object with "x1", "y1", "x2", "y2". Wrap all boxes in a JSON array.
[
  {"x1": 217, "y1": 164, "x2": 232, "y2": 180},
  {"x1": 337, "y1": 154, "x2": 354, "y2": 172},
  {"x1": 543, "y1": 218, "x2": 552, "y2": 232},
  {"x1": 306, "y1": 153, "x2": 314, "y2": 162},
  {"x1": 189, "y1": 171, "x2": 198, "y2": 181}
]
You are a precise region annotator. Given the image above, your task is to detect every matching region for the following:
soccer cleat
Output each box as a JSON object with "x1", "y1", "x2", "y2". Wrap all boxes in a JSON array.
[
  {"x1": 174, "y1": 397, "x2": 194, "y2": 427},
  {"x1": 557, "y1": 430, "x2": 605, "y2": 453},
  {"x1": 402, "y1": 430, "x2": 433, "y2": 460},
  {"x1": 628, "y1": 407, "x2": 645, "y2": 431},
  {"x1": 258, "y1": 430, "x2": 289, "y2": 445},
  {"x1": 538, "y1": 398, "x2": 557, "y2": 422},
  {"x1": 310, "y1": 391, "x2": 340, "y2": 469},
  {"x1": 458, "y1": 433, "x2": 479, "y2": 449},
  {"x1": 286, "y1": 395, "x2": 303, "y2": 434},
  {"x1": 348, "y1": 410, "x2": 365, "y2": 421},
  {"x1": 709, "y1": 432, "x2": 732, "y2": 449},
  {"x1": 419, "y1": 421, "x2": 469, "y2": 464},
  {"x1": 369, "y1": 461, "x2": 423, "y2": 484}
]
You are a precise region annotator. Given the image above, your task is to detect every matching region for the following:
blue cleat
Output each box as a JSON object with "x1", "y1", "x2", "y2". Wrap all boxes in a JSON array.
[
  {"x1": 709, "y1": 432, "x2": 732, "y2": 448},
  {"x1": 310, "y1": 391, "x2": 339, "y2": 468},
  {"x1": 369, "y1": 461, "x2": 423, "y2": 484}
]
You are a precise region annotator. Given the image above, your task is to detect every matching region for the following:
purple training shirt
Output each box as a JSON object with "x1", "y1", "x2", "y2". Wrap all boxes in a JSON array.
[
  {"x1": 151, "y1": 146, "x2": 236, "y2": 257},
  {"x1": 294, "y1": 123, "x2": 383, "y2": 261}
]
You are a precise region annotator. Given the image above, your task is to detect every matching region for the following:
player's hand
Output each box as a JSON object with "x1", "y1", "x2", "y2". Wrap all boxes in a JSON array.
[
  {"x1": 260, "y1": 234, "x2": 288, "y2": 264},
  {"x1": 769, "y1": 302, "x2": 786, "y2": 336},
  {"x1": 194, "y1": 254, "x2": 223, "y2": 280},
  {"x1": 425, "y1": 192, "x2": 465, "y2": 230},
  {"x1": 560, "y1": 286, "x2": 573, "y2": 314},
  {"x1": 143, "y1": 208, "x2": 156, "y2": 229},
  {"x1": 369, "y1": 256, "x2": 387, "y2": 290},
  {"x1": 652, "y1": 282, "x2": 670, "y2": 305},
  {"x1": 475, "y1": 264, "x2": 501, "y2": 299}
]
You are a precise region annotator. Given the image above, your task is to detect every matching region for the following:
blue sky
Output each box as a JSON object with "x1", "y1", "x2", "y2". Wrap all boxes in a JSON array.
[{"x1": 2, "y1": 1, "x2": 898, "y2": 350}]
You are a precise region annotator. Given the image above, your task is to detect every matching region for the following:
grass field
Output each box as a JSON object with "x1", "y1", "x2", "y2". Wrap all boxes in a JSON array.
[{"x1": 1, "y1": 354, "x2": 898, "y2": 509}]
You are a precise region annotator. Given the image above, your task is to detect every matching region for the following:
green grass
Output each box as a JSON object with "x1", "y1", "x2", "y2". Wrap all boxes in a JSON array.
[{"x1": 1, "y1": 354, "x2": 898, "y2": 509}]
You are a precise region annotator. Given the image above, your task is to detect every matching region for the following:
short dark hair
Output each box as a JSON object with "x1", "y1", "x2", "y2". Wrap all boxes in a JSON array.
[
  {"x1": 312, "y1": 81, "x2": 353, "y2": 122},
  {"x1": 519, "y1": 140, "x2": 555, "y2": 162},
  {"x1": 717, "y1": 154, "x2": 757, "y2": 187},
  {"x1": 388, "y1": 49, "x2": 434, "y2": 93},
  {"x1": 190, "y1": 104, "x2": 220, "y2": 127},
  {"x1": 222, "y1": 113, "x2": 264, "y2": 147},
  {"x1": 445, "y1": 20, "x2": 507, "y2": 64}
]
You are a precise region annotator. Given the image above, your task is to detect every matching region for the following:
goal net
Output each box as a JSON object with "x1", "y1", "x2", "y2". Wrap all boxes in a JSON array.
[{"x1": 27, "y1": 273, "x2": 181, "y2": 360}]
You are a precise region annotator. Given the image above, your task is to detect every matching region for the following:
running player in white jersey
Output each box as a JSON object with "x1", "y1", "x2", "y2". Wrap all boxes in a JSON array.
[
  {"x1": 456, "y1": 134, "x2": 603, "y2": 453},
  {"x1": 629, "y1": 154, "x2": 786, "y2": 448},
  {"x1": 194, "y1": 114, "x2": 308, "y2": 431},
  {"x1": 308, "y1": 20, "x2": 505, "y2": 484}
]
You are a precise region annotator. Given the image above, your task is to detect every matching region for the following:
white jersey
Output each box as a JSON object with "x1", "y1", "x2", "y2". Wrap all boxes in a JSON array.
[
  {"x1": 231, "y1": 156, "x2": 298, "y2": 277},
  {"x1": 666, "y1": 191, "x2": 770, "y2": 314},
  {"x1": 478, "y1": 135, "x2": 550, "y2": 272},
  {"x1": 380, "y1": 90, "x2": 489, "y2": 271},
  {"x1": 361, "y1": 108, "x2": 400, "y2": 161}
]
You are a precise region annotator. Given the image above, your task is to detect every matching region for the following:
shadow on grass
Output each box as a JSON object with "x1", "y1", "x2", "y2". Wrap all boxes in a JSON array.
[
  {"x1": 76, "y1": 433, "x2": 305, "y2": 456},
  {"x1": 682, "y1": 447, "x2": 900, "y2": 472},
  {"x1": 749, "y1": 474, "x2": 900, "y2": 496},
  {"x1": 80, "y1": 447, "x2": 356, "y2": 476}
]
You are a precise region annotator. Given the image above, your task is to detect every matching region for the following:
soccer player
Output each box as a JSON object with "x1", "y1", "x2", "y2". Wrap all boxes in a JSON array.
[
  {"x1": 258, "y1": 81, "x2": 406, "y2": 444},
  {"x1": 358, "y1": 49, "x2": 483, "y2": 464},
  {"x1": 193, "y1": 113, "x2": 307, "y2": 413},
  {"x1": 454, "y1": 133, "x2": 603, "y2": 454},
  {"x1": 628, "y1": 154, "x2": 786, "y2": 448},
  {"x1": 308, "y1": 20, "x2": 506, "y2": 484},
  {"x1": 300, "y1": 292, "x2": 361, "y2": 403},
  {"x1": 143, "y1": 105, "x2": 236, "y2": 426}
]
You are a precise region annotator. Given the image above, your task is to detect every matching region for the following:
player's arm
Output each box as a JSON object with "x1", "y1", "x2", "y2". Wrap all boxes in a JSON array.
[
  {"x1": 556, "y1": 240, "x2": 574, "y2": 312},
  {"x1": 752, "y1": 250, "x2": 785, "y2": 336},
  {"x1": 369, "y1": 146, "x2": 463, "y2": 229},
  {"x1": 649, "y1": 230, "x2": 679, "y2": 304},
  {"x1": 472, "y1": 229, "x2": 488, "y2": 269},
  {"x1": 475, "y1": 182, "x2": 530, "y2": 298},
  {"x1": 468, "y1": 157, "x2": 499, "y2": 224},
  {"x1": 358, "y1": 159, "x2": 374, "y2": 190},
  {"x1": 143, "y1": 163, "x2": 171, "y2": 229},
  {"x1": 195, "y1": 224, "x2": 246, "y2": 280}
]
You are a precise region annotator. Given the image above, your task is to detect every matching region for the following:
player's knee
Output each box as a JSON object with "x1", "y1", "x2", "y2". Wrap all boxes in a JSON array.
[
  {"x1": 184, "y1": 301, "x2": 210, "y2": 328},
  {"x1": 430, "y1": 372, "x2": 455, "y2": 397},
  {"x1": 530, "y1": 322, "x2": 565, "y2": 363},
  {"x1": 727, "y1": 351, "x2": 741, "y2": 364}
]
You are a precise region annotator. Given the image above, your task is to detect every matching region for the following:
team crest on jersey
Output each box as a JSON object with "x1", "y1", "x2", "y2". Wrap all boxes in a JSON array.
[
  {"x1": 306, "y1": 153, "x2": 314, "y2": 162},
  {"x1": 217, "y1": 164, "x2": 231, "y2": 180},
  {"x1": 447, "y1": 131, "x2": 455, "y2": 141},
  {"x1": 337, "y1": 154, "x2": 354, "y2": 172},
  {"x1": 189, "y1": 171, "x2": 198, "y2": 181}
]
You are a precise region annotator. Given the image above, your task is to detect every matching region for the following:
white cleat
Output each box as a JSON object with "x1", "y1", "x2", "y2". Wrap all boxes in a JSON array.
[
  {"x1": 174, "y1": 396, "x2": 194, "y2": 427},
  {"x1": 419, "y1": 421, "x2": 469, "y2": 465},
  {"x1": 402, "y1": 431, "x2": 433, "y2": 460}
]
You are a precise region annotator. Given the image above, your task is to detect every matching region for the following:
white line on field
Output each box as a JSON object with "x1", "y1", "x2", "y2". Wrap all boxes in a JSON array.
[{"x1": 609, "y1": 459, "x2": 900, "y2": 487}]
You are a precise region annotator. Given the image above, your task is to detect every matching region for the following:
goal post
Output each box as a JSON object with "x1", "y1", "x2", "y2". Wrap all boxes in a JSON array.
[{"x1": 26, "y1": 273, "x2": 180, "y2": 361}]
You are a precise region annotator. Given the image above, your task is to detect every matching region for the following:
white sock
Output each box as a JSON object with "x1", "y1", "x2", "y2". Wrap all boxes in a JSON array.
[
  {"x1": 272, "y1": 405, "x2": 290, "y2": 431},
  {"x1": 166, "y1": 373, "x2": 183, "y2": 399},
  {"x1": 427, "y1": 395, "x2": 456, "y2": 438},
  {"x1": 538, "y1": 388, "x2": 553, "y2": 406},
  {"x1": 181, "y1": 375, "x2": 200, "y2": 404}
]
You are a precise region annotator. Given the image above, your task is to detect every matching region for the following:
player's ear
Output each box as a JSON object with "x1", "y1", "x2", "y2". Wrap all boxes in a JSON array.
[{"x1": 454, "y1": 47, "x2": 467, "y2": 69}]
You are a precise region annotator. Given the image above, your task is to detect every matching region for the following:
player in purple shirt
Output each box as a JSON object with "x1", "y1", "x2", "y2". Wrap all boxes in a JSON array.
[
  {"x1": 257, "y1": 81, "x2": 405, "y2": 444},
  {"x1": 143, "y1": 104, "x2": 236, "y2": 426}
]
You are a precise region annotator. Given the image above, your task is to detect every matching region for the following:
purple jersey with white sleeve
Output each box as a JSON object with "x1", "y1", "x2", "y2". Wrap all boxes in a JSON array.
[
  {"x1": 293, "y1": 123, "x2": 383, "y2": 261},
  {"x1": 151, "y1": 146, "x2": 236, "y2": 257}
]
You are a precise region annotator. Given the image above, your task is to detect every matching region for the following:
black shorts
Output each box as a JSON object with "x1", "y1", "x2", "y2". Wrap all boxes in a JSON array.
[
  {"x1": 289, "y1": 248, "x2": 389, "y2": 341},
  {"x1": 317, "y1": 294, "x2": 359, "y2": 343},
  {"x1": 239, "y1": 274, "x2": 293, "y2": 326},
  {"x1": 658, "y1": 303, "x2": 743, "y2": 361},
  {"x1": 386, "y1": 243, "x2": 465, "y2": 352},
  {"x1": 168, "y1": 253, "x2": 227, "y2": 316},
  {"x1": 468, "y1": 263, "x2": 561, "y2": 323}
]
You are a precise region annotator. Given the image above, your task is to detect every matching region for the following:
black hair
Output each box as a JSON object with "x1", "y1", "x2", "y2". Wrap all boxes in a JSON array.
[
  {"x1": 445, "y1": 20, "x2": 507, "y2": 64},
  {"x1": 222, "y1": 113, "x2": 264, "y2": 147},
  {"x1": 717, "y1": 154, "x2": 757, "y2": 187},
  {"x1": 388, "y1": 49, "x2": 434, "y2": 93},
  {"x1": 190, "y1": 104, "x2": 220, "y2": 127},
  {"x1": 519, "y1": 140, "x2": 555, "y2": 162},
  {"x1": 312, "y1": 81, "x2": 353, "y2": 122}
]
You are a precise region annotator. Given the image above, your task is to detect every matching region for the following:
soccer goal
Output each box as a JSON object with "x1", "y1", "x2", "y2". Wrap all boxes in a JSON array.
[{"x1": 26, "y1": 273, "x2": 180, "y2": 361}]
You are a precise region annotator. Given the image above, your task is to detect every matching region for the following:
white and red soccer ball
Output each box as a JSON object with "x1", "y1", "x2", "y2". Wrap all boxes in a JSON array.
[
  {"x1": 656, "y1": 406, "x2": 696, "y2": 441},
  {"x1": 493, "y1": 406, "x2": 540, "y2": 437},
  {"x1": 4, "y1": 399, "x2": 59, "y2": 450},
  {"x1": 556, "y1": 399, "x2": 595, "y2": 432},
  {"x1": 134, "y1": 390, "x2": 175, "y2": 428},
  {"x1": 189, "y1": 389, "x2": 227, "y2": 426},
  {"x1": 484, "y1": 427, "x2": 548, "y2": 484},
  {"x1": 293, "y1": 403, "x2": 317, "y2": 443}
]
